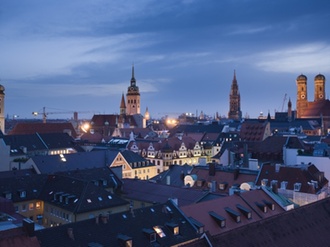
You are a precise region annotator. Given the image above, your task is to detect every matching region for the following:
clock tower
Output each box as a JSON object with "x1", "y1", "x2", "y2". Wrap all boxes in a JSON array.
[
  {"x1": 126, "y1": 65, "x2": 140, "y2": 115},
  {"x1": 228, "y1": 70, "x2": 242, "y2": 120},
  {"x1": 296, "y1": 74, "x2": 308, "y2": 118}
]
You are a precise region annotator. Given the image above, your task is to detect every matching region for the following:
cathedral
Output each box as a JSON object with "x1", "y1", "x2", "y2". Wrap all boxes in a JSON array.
[{"x1": 296, "y1": 73, "x2": 330, "y2": 134}]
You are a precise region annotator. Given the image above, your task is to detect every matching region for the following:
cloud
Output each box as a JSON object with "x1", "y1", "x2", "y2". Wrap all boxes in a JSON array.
[
  {"x1": 254, "y1": 42, "x2": 330, "y2": 74},
  {"x1": 227, "y1": 25, "x2": 272, "y2": 36}
]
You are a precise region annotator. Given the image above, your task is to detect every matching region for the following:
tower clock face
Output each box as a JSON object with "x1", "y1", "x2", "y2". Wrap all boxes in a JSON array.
[
  {"x1": 301, "y1": 94, "x2": 305, "y2": 99},
  {"x1": 319, "y1": 94, "x2": 323, "y2": 99}
]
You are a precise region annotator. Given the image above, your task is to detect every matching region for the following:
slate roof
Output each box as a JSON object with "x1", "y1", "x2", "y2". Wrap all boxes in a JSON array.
[
  {"x1": 34, "y1": 200, "x2": 200, "y2": 247},
  {"x1": 150, "y1": 164, "x2": 194, "y2": 187},
  {"x1": 181, "y1": 189, "x2": 285, "y2": 236},
  {"x1": 37, "y1": 133, "x2": 83, "y2": 151},
  {"x1": 9, "y1": 122, "x2": 78, "y2": 138},
  {"x1": 2, "y1": 134, "x2": 48, "y2": 156},
  {"x1": 39, "y1": 175, "x2": 128, "y2": 214},
  {"x1": 168, "y1": 123, "x2": 224, "y2": 138},
  {"x1": 0, "y1": 173, "x2": 48, "y2": 203},
  {"x1": 120, "y1": 149, "x2": 151, "y2": 164},
  {"x1": 255, "y1": 163, "x2": 328, "y2": 194},
  {"x1": 31, "y1": 150, "x2": 119, "y2": 174},
  {"x1": 121, "y1": 179, "x2": 208, "y2": 207},
  {"x1": 2, "y1": 132, "x2": 82, "y2": 156},
  {"x1": 55, "y1": 167, "x2": 123, "y2": 191},
  {"x1": 209, "y1": 197, "x2": 330, "y2": 247}
]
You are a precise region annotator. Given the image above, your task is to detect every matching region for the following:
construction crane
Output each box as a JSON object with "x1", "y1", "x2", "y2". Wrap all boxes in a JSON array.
[
  {"x1": 32, "y1": 107, "x2": 90, "y2": 123},
  {"x1": 281, "y1": 93, "x2": 287, "y2": 112}
]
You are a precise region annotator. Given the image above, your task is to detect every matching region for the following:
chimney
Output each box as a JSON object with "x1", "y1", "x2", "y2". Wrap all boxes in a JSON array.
[
  {"x1": 23, "y1": 218, "x2": 35, "y2": 237},
  {"x1": 67, "y1": 228, "x2": 75, "y2": 240},
  {"x1": 233, "y1": 168, "x2": 239, "y2": 180},
  {"x1": 272, "y1": 181, "x2": 278, "y2": 194},
  {"x1": 209, "y1": 163, "x2": 215, "y2": 176},
  {"x1": 101, "y1": 214, "x2": 108, "y2": 224}
]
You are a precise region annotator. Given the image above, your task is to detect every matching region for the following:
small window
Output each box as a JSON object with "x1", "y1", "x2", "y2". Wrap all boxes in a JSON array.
[
  {"x1": 294, "y1": 183, "x2": 301, "y2": 191},
  {"x1": 280, "y1": 181, "x2": 288, "y2": 189},
  {"x1": 29, "y1": 203, "x2": 34, "y2": 210}
]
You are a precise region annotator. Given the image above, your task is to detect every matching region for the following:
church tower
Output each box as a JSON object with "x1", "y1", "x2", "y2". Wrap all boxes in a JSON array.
[
  {"x1": 120, "y1": 93, "x2": 126, "y2": 115},
  {"x1": 296, "y1": 74, "x2": 308, "y2": 118},
  {"x1": 126, "y1": 65, "x2": 140, "y2": 115},
  {"x1": 0, "y1": 84, "x2": 5, "y2": 133},
  {"x1": 314, "y1": 74, "x2": 326, "y2": 101},
  {"x1": 228, "y1": 70, "x2": 242, "y2": 120}
]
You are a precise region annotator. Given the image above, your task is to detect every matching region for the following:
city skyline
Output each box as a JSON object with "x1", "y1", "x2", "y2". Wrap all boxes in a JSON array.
[{"x1": 1, "y1": 0, "x2": 330, "y2": 120}]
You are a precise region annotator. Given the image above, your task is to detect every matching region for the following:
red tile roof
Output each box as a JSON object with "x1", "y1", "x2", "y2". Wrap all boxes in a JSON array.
[
  {"x1": 181, "y1": 189, "x2": 284, "y2": 236},
  {"x1": 9, "y1": 122, "x2": 77, "y2": 138}
]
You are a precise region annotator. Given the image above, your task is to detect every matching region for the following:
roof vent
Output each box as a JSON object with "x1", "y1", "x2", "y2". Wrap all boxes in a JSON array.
[
  {"x1": 236, "y1": 204, "x2": 252, "y2": 219},
  {"x1": 225, "y1": 207, "x2": 241, "y2": 223},
  {"x1": 209, "y1": 211, "x2": 226, "y2": 228},
  {"x1": 263, "y1": 200, "x2": 275, "y2": 210},
  {"x1": 255, "y1": 202, "x2": 267, "y2": 213}
]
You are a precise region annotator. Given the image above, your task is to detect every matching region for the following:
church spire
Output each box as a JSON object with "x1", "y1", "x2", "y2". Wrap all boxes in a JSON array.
[
  {"x1": 131, "y1": 63, "x2": 136, "y2": 87},
  {"x1": 228, "y1": 70, "x2": 242, "y2": 120},
  {"x1": 120, "y1": 92, "x2": 126, "y2": 115}
]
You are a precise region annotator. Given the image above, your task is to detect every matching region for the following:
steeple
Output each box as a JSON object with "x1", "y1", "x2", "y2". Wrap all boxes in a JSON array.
[
  {"x1": 126, "y1": 65, "x2": 140, "y2": 115},
  {"x1": 131, "y1": 64, "x2": 136, "y2": 87},
  {"x1": 228, "y1": 70, "x2": 242, "y2": 120},
  {"x1": 120, "y1": 93, "x2": 126, "y2": 115}
]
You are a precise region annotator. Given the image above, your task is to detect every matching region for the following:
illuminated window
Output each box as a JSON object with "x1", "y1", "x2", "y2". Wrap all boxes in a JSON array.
[
  {"x1": 153, "y1": 226, "x2": 166, "y2": 238},
  {"x1": 36, "y1": 201, "x2": 41, "y2": 209},
  {"x1": 29, "y1": 203, "x2": 34, "y2": 210}
]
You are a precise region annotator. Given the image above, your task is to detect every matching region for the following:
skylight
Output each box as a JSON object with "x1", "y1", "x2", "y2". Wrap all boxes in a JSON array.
[
  {"x1": 153, "y1": 226, "x2": 166, "y2": 238},
  {"x1": 87, "y1": 199, "x2": 92, "y2": 203}
]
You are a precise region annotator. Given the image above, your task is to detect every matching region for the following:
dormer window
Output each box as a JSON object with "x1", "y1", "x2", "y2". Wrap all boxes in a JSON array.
[
  {"x1": 18, "y1": 190, "x2": 26, "y2": 198},
  {"x1": 261, "y1": 179, "x2": 268, "y2": 186},
  {"x1": 142, "y1": 228, "x2": 156, "y2": 243},
  {"x1": 280, "y1": 181, "x2": 288, "y2": 189},
  {"x1": 3, "y1": 191, "x2": 12, "y2": 200},
  {"x1": 294, "y1": 182, "x2": 302, "y2": 191},
  {"x1": 117, "y1": 234, "x2": 133, "y2": 247},
  {"x1": 219, "y1": 182, "x2": 228, "y2": 191},
  {"x1": 166, "y1": 222, "x2": 179, "y2": 235}
]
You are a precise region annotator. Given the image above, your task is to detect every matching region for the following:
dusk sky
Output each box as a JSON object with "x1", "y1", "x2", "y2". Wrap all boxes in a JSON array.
[{"x1": 1, "y1": 0, "x2": 330, "y2": 120}]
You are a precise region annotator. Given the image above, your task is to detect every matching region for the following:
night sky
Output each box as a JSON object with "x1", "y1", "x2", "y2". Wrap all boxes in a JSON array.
[{"x1": 1, "y1": 0, "x2": 330, "y2": 120}]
